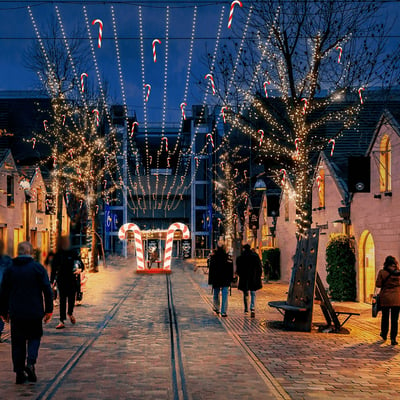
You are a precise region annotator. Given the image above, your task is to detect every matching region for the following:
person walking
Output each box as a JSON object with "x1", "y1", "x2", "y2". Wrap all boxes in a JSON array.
[
  {"x1": 208, "y1": 242, "x2": 233, "y2": 317},
  {"x1": 0, "y1": 242, "x2": 53, "y2": 384},
  {"x1": 51, "y1": 236, "x2": 83, "y2": 329},
  {"x1": 236, "y1": 244, "x2": 263, "y2": 318},
  {"x1": 0, "y1": 239, "x2": 12, "y2": 342},
  {"x1": 376, "y1": 255, "x2": 400, "y2": 345}
]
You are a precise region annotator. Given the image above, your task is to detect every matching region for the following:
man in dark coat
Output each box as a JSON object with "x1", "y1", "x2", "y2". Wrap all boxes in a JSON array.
[
  {"x1": 51, "y1": 236, "x2": 83, "y2": 329},
  {"x1": 236, "y1": 244, "x2": 263, "y2": 318},
  {"x1": 0, "y1": 239, "x2": 12, "y2": 342},
  {"x1": 208, "y1": 243, "x2": 233, "y2": 317},
  {"x1": 0, "y1": 242, "x2": 53, "y2": 384}
]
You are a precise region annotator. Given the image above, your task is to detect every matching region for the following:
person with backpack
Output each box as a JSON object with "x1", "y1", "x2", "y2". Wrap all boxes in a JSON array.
[
  {"x1": 236, "y1": 244, "x2": 263, "y2": 318},
  {"x1": 376, "y1": 255, "x2": 400, "y2": 345},
  {"x1": 208, "y1": 242, "x2": 233, "y2": 317}
]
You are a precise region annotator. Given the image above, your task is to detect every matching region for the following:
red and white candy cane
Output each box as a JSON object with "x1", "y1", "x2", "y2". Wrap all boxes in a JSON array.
[
  {"x1": 205, "y1": 73, "x2": 216, "y2": 95},
  {"x1": 234, "y1": 168, "x2": 238, "y2": 178},
  {"x1": 92, "y1": 19, "x2": 103, "y2": 48},
  {"x1": 258, "y1": 129, "x2": 264, "y2": 146},
  {"x1": 181, "y1": 176, "x2": 185, "y2": 184},
  {"x1": 53, "y1": 156, "x2": 57, "y2": 168},
  {"x1": 244, "y1": 170, "x2": 248, "y2": 179},
  {"x1": 144, "y1": 83, "x2": 151, "y2": 102},
  {"x1": 167, "y1": 157, "x2": 171, "y2": 168},
  {"x1": 220, "y1": 161, "x2": 225, "y2": 170},
  {"x1": 263, "y1": 81, "x2": 270, "y2": 98},
  {"x1": 217, "y1": 218, "x2": 222, "y2": 227},
  {"x1": 152, "y1": 39, "x2": 161, "y2": 62},
  {"x1": 32, "y1": 138, "x2": 36, "y2": 149},
  {"x1": 316, "y1": 175, "x2": 322, "y2": 192},
  {"x1": 194, "y1": 156, "x2": 199, "y2": 167},
  {"x1": 221, "y1": 106, "x2": 228, "y2": 123},
  {"x1": 43, "y1": 120, "x2": 48, "y2": 131},
  {"x1": 336, "y1": 46, "x2": 342, "y2": 63},
  {"x1": 80, "y1": 72, "x2": 88, "y2": 92},
  {"x1": 328, "y1": 138, "x2": 335, "y2": 157},
  {"x1": 358, "y1": 87, "x2": 365, "y2": 104},
  {"x1": 103, "y1": 179, "x2": 107, "y2": 189},
  {"x1": 163, "y1": 223, "x2": 190, "y2": 271},
  {"x1": 221, "y1": 200, "x2": 225, "y2": 209},
  {"x1": 149, "y1": 156, "x2": 153, "y2": 164},
  {"x1": 280, "y1": 169, "x2": 287, "y2": 186},
  {"x1": 206, "y1": 133, "x2": 214, "y2": 148},
  {"x1": 161, "y1": 137, "x2": 168, "y2": 152},
  {"x1": 62, "y1": 114, "x2": 66, "y2": 126},
  {"x1": 118, "y1": 223, "x2": 145, "y2": 270},
  {"x1": 227, "y1": 0, "x2": 243, "y2": 29},
  {"x1": 301, "y1": 98, "x2": 308, "y2": 114},
  {"x1": 92, "y1": 109, "x2": 100, "y2": 126},
  {"x1": 295, "y1": 138, "x2": 301, "y2": 156},
  {"x1": 180, "y1": 102, "x2": 187, "y2": 120},
  {"x1": 131, "y1": 121, "x2": 139, "y2": 136},
  {"x1": 95, "y1": 205, "x2": 99, "y2": 214}
]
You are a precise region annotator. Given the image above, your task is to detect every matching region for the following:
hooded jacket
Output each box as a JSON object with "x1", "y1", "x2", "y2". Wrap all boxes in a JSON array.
[{"x1": 0, "y1": 256, "x2": 53, "y2": 320}]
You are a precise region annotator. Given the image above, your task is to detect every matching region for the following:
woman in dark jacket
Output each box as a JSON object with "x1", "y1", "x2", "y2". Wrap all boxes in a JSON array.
[
  {"x1": 376, "y1": 255, "x2": 400, "y2": 345},
  {"x1": 236, "y1": 244, "x2": 262, "y2": 318},
  {"x1": 208, "y1": 243, "x2": 233, "y2": 317}
]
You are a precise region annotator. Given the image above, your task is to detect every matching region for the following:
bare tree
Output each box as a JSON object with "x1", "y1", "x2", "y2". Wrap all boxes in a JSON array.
[{"x1": 203, "y1": 0, "x2": 400, "y2": 237}]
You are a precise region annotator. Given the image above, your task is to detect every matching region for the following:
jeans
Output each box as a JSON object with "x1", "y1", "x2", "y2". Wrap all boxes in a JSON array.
[
  {"x1": 213, "y1": 287, "x2": 229, "y2": 315},
  {"x1": 243, "y1": 291, "x2": 256, "y2": 312},
  {"x1": 59, "y1": 287, "x2": 76, "y2": 322},
  {"x1": 381, "y1": 306, "x2": 400, "y2": 341},
  {"x1": 0, "y1": 318, "x2": 4, "y2": 334}
]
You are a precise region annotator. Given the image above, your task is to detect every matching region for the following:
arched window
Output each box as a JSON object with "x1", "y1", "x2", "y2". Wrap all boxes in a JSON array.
[
  {"x1": 318, "y1": 169, "x2": 325, "y2": 208},
  {"x1": 380, "y1": 135, "x2": 391, "y2": 193}
]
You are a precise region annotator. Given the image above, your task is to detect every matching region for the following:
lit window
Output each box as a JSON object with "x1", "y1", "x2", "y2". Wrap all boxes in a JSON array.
[
  {"x1": 284, "y1": 190, "x2": 289, "y2": 221},
  {"x1": 379, "y1": 135, "x2": 391, "y2": 193},
  {"x1": 318, "y1": 169, "x2": 325, "y2": 208},
  {"x1": 7, "y1": 175, "x2": 14, "y2": 207}
]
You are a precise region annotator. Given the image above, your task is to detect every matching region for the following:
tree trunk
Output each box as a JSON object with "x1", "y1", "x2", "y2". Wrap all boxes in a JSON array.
[
  {"x1": 294, "y1": 160, "x2": 313, "y2": 237},
  {"x1": 89, "y1": 210, "x2": 98, "y2": 272}
]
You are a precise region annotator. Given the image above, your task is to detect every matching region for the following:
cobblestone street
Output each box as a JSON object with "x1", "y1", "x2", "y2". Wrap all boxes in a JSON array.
[{"x1": 1, "y1": 259, "x2": 400, "y2": 399}]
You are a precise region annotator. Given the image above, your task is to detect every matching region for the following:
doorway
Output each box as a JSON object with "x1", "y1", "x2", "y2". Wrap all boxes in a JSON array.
[{"x1": 359, "y1": 230, "x2": 376, "y2": 303}]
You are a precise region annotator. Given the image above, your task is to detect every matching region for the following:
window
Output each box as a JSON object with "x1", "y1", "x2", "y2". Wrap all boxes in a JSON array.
[
  {"x1": 317, "y1": 169, "x2": 325, "y2": 208},
  {"x1": 379, "y1": 135, "x2": 391, "y2": 193},
  {"x1": 7, "y1": 175, "x2": 14, "y2": 207},
  {"x1": 37, "y1": 187, "x2": 44, "y2": 212}
]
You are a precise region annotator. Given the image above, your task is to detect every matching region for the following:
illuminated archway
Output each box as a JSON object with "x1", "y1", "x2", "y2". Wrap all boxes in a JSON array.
[
  {"x1": 118, "y1": 223, "x2": 145, "y2": 270},
  {"x1": 358, "y1": 230, "x2": 376, "y2": 303},
  {"x1": 163, "y1": 223, "x2": 190, "y2": 271}
]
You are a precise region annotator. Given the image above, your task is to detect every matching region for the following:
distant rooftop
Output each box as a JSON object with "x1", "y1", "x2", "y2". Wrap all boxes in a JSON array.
[{"x1": 0, "y1": 90, "x2": 49, "y2": 99}]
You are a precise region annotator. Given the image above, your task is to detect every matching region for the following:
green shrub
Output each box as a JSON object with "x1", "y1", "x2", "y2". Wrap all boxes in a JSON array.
[
  {"x1": 326, "y1": 234, "x2": 356, "y2": 301},
  {"x1": 262, "y1": 248, "x2": 281, "y2": 280}
]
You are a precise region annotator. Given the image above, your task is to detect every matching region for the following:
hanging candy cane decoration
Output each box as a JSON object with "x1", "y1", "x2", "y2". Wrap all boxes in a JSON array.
[
  {"x1": 221, "y1": 106, "x2": 228, "y2": 123},
  {"x1": 336, "y1": 46, "x2": 343, "y2": 63},
  {"x1": 92, "y1": 109, "x2": 100, "y2": 126},
  {"x1": 144, "y1": 84, "x2": 151, "y2": 102},
  {"x1": 131, "y1": 121, "x2": 139, "y2": 136},
  {"x1": 227, "y1": 0, "x2": 243, "y2": 29},
  {"x1": 206, "y1": 133, "x2": 214, "y2": 148},
  {"x1": 163, "y1": 222, "x2": 190, "y2": 271},
  {"x1": 280, "y1": 169, "x2": 287, "y2": 186},
  {"x1": 263, "y1": 81, "x2": 270, "y2": 98},
  {"x1": 194, "y1": 156, "x2": 199, "y2": 167},
  {"x1": 149, "y1": 156, "x2": 153, "y2": 164},
  {"x1": 220, "y1": 161, "x2": 225, "y2": 170},
  {"x1": 152, "y1": 39, "x2": 161, "y2": 62},
  {"x1": 295, "y1": 138, "x2": 301, "y2": 157},
  {"x1": 32, "y1": 138, "x2": 36, "y2": 149},
  {"x1": 80, "y1": 72, "x2": 88, "y2": 92},
  {"x1": 316, "y1": 175, "x2": 322, "y2": 192},
  {"x1": 95, "y1": 205, "x2": 99, "y2": 214},
  {"x1": 181, "y1": 176, "x2": 185, "y2": 184},
  {"x1": 92, "y1": 19, "x2": 103, "y2": 48},
  {"x1": 258, "y1": 129, "x2": 264, "y2": 146},
  {"x1": 53, "y1": 156, "x2": 57, "y2": 168},
  {"x1": 358, "y1": 87, "x2": 365, "y2": 104},
  {"x1": 244, "y1": 170, "x2": 248, "y2": 179},
  {"x1": 301, "y1": 98, "x2": 308, "y2": 115},
  {"x1": 167, "y1": 157, "x2": 171, "y2": 168},
  {"x1": 62, "y1": 115, "x2": 66, "y2": 126},
  {"x1": 79, "y1": 200, "x2": 83, "y2": 209},
  {"x1": 118, "y1": 223, "x2": 145, "y2": 271},
  {"x1": 221, "y1": 200, "x2": 225, "y2": 209},
  {"x1": 180, "y1": 102, "x2": 187, "y2": 120},
  {"x1": 328, "y1": 138, "x2": 335, "y2": 157},
  {"x1": 43, "y1": 120, "x2": 48, "y2": 131},
  {"x1": 68, "y1": 149, "x2": 74, "y2": 158},
  {"x1": 205, "y1": 73, "x2": 216, "y2": 95},
  {"x1": 234, "y1": 168, "x2": 239, "y2": 178},
  {"x1": 217, "y1": 218, "x2": 222, "y2": 227},
  {"x1": 103, "y1": 179, "x2": 107, "y2": 189},
  {"x1": 161, "y1": 137, "x2": 168, "y2": 152}
]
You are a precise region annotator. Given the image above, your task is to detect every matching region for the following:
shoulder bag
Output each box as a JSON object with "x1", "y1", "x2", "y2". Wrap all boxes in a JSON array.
[{"x1": 372, "y1": 271, "x2": 394, "y2": 318}]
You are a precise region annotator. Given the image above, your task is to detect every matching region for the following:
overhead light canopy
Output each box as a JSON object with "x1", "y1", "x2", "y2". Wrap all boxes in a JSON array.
[{"x1": 254, "y1": 178, "x2": 267, "y2": 191}]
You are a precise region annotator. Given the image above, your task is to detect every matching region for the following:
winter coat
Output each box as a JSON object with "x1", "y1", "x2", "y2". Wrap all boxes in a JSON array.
[
  {"x1": 0, "y1": 255, "x2": 12, "y2": 287},
  {"x1": 0, "y1": 256, "x2": 53, "y2": 321},
  {"x1": 51, "y1": 249, "x2": 83, "y2": 291},
  {"x1": 376, "y1": 267, "x2": 400, "y2": 307},
  {"x1": 236, "y1": 250, "x2": 263, "y2": 292},
  {"x1": 208, "y1": 248, "x2": 233, "y2": 288}
]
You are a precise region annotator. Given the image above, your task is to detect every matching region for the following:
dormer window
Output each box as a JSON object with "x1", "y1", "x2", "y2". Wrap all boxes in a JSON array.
[{"x1": 379, "y1": 135, "x2": 391, "y2": 193}]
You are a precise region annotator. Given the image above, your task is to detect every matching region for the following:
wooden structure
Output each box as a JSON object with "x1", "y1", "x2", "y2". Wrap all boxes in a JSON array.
[{"x1": 269, "y1": 229, "x2": 359, "y2": 332}]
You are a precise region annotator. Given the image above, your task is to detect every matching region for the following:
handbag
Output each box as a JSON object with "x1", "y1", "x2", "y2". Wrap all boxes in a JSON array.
[{"x1": 372, "y1": 271, "x2": 394, "y2": 318}]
